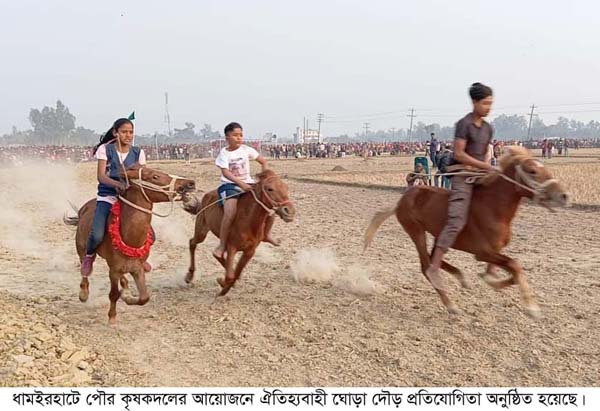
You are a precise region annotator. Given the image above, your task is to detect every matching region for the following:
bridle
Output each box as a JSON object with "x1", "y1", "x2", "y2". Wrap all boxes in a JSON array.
[
  {"x1": 119, "y1": 167, "x2": 188, "y2": 217},
  {"x1": 249, "y1": 176, "x2": 293, "y2": 216}
]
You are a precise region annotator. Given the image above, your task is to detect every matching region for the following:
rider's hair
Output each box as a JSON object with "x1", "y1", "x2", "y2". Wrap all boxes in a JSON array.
[
  {"x1": 93, "y1": 118, "x2": 134, "y2": 155},
  {"x1": 469, "y1": 82, "x2": 493, "y2": 101},
  {"x1": 224, "y1": 122, "x2": 243, "y2": 137}
]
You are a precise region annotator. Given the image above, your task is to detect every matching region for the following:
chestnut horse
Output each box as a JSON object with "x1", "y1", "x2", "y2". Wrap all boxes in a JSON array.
[
  {"x1": 64, "y1": 164, "x2": 195, "y2": 324},
  {"x1": 364, "y1": 146, "x2": 568, "y2": 318},
  {"x1": 182, "y1": 169, "x2": 296, "y2": 296}
]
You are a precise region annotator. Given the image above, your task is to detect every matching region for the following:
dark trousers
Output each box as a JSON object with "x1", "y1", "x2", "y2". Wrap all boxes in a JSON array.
[
  {"x1": 436, "y1": 176, "x2": 472, "y2": 251},
  {"x1": 86, "y1": 201, "x2": 112, "y2": 255}
]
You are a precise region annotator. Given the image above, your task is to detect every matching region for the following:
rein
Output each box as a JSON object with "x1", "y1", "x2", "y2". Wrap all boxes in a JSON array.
[
  {"x1": 192, "y1": 176, "x2": 290, "y2": 217},
  {"x1": 413, "y1": 165, "x2": 557, "y2": 204},
  {"x1": 118, "y1": 167, "x2": 186, "y2": 217}
]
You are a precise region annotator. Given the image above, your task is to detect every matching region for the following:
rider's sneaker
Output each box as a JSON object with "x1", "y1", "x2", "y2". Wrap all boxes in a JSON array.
[{"x1": 80, "y1": 254, "x2": 96, "y2": 277}]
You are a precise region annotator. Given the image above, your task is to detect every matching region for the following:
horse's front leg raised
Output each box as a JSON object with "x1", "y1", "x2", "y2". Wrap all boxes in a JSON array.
[
  {"x1": 120, "y1": 269, "x2": 150, "y2": 306},
  {"x1": 476, "y1": 252, "x2": 540, "y2": 319}
]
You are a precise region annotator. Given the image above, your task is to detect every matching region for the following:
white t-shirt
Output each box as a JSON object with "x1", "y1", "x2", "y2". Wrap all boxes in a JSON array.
[
  {"x1": 95, "y1": 144, "x2": 146, "y2": 204},
  {"x1": 215, "y1": 145, "x2": 260, "y2": 184}
]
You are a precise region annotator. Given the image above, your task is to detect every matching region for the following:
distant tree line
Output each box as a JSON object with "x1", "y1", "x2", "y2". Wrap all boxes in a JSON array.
[{"x1": 1, "y1": 101, "x2": 599, "y2": 145}]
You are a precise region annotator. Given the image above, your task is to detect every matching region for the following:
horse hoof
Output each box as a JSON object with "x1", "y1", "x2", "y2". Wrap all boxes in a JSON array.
[
  {"x1": 525, "y1": 305, "x2": 542, "y2": 320},
  {"x1": 460, "y1": 280, "x2": 471, "y2": 290},
  {"x1": 108, "y1": 318, "x2": 117, "y2": 326},
  {"x1": 447, "y1": 305, "x2": 463, "y2": 315},
  {"x1": 78, "y1": 290, "x2": 89, "y2": 303},
  {"x1": 185, "y1": 271, "x2": 194, "y2": 284}
]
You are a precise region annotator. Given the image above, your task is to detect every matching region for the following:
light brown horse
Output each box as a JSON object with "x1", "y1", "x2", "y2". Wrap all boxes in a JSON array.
[
  {"x1": 64, "y1": 164, "x2": 195, "y2": 324},
  {"x1": 182, "y1": 169, "x2": 296, "y2": 295},
  {"x1": 364, "y1": 146, "x2": 568, "y2": 318}
]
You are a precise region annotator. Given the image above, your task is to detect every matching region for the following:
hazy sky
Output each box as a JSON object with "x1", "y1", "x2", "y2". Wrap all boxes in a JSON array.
[{"x1": 2, "y1": 0, "x2": 600, "y2": 138}]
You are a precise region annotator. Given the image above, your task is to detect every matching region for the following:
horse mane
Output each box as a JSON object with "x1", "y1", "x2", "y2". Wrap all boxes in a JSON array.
[
  {"x1": 478, "y1": 146, "x2": 531, "y2": 186},
  {"x1": 256, "y1": 169, "x2": 277, "y2": 181},
  {"x1": 498, "y1": 146, "x2": 532, "y2": 172}
]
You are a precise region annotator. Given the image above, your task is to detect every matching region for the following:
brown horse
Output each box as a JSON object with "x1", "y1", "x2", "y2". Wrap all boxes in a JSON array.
[
  {"x1": 64, "y1": 164, "x2": 195, "y2": 324},
  {"x1": 182, "y1": 169, "x2": 296, "y2": 295},
  {"x1": 364, "y1": 146, "x2": 568, "y2": 318}
]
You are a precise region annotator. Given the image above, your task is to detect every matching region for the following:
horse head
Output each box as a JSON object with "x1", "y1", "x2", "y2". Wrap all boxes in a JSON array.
[
  {"x1": 121, "y1": 163, "x2": 196, "y2": 203},
  {"x1": 499, "y1": 146, "x2": 568, "y2": 210},
  {"x1": 255, "y1": 169, "x2": 296, "y2": 222}
]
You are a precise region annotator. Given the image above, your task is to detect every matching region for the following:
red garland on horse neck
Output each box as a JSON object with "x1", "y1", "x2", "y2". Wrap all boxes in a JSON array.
[
  {"x1": 364, "y1": 146, "x2": 569, "y2": 319},
  {"x1": 64, "y1": 164, "x2": 196, "y2": 325},
  {"x1": 108, "y1": 201, "x2": 154, "y2": 258}
]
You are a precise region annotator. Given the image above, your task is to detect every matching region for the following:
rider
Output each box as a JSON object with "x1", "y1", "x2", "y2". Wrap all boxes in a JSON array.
[
  {"x1": 212, "y1": 122, "x2": 278, "y2": 260},
  {"x1": 80, "y1": 118, "x2": 151, "y2": 277},
  {"x1": 426, "y1": 83, "x2": 496, "y2": 290}
]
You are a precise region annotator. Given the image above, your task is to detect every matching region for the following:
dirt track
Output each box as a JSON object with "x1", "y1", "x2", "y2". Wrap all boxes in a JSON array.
[{"x1": 1, "y1": 155, "x2": 599, "y2": 387}]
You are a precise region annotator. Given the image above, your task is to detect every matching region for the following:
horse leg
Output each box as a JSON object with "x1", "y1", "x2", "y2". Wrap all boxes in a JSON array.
[
  {"x1": 108, "y1": 270, "x2": 121, "y2": 325},
  {"x1": 119, "y1": 275, "x2": 132, "y2": 300},
  {"x1": 476, "y1": 252, "x2": 540, "y2": 319},
  {"x1": 233, "y1": 248, "x2": 256, "y2": 281},
  {"x1": 217, "y1": 245, "x2": 238, "y2": 296},
  {"x1": 404, "y1": 223, "x2": 459, "y2": 314},
  {"x1": 121, "y1": 270, "x2": 150, "y2": 306},
  {"x1": 186, "y1": 223, "x2": 209, "y2": 283},
  {"x1": 79, "y1": 277, "x2": 89, "y2": 303},
  {"x1": 441, "y1": 260, "x2": 470, "y2": 289},
  {"x1": 431, "y1": 245, "x2": 469, "y2": 289},
  {"x1": 479, "y1": 263, "x2": 501, "y2": 281}
]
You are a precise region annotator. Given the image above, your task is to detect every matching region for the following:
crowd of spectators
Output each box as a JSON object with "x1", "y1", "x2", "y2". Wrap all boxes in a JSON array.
[{"x1": 1, "y1": 137, "x2": 598, "y2": 168}]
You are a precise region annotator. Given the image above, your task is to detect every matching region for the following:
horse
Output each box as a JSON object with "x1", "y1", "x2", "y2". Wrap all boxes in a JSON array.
[
  {"x1": 182, "y1": 169, "x2": 296, "y2": 296},
  {"x1": 64, "y1": 164, "x2": 196, "y2": 324},
  {"x1": 364, "y1": 146, "x2": 568, "y2": 318}
]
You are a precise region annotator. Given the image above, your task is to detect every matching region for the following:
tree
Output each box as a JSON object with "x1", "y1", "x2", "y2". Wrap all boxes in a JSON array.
[
  {"x1": 174, "y1": 122, "x2": 196, "y2": 140},
  {"x1": 198, "y1": 123, "x2": 221, "y2": 140},
  {"x1": 491, "y1": 114, "x2": 528, "y2": 140},
  {"x1": 29, "y1": 100, "x2": 76, "y2": 144},
  {"x1": 70, "y1": 126, "x2": 98, "y2": 145}
]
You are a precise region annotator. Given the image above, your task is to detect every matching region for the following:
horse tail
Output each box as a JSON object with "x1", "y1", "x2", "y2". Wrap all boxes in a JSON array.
[
  {"x1": 363, "y1": 206, "x2": 397, "y2": 251},
  {"x1": 63, "y1": 200, "x2": 80, "y2": 226}
]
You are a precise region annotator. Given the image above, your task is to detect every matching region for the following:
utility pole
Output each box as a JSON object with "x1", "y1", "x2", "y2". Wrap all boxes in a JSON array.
[
  {"x1": 390, "y1": 127, "x2": 396, "y2": 141},
  {"x1": 526, "y1": 104, "x2": 536, "y2": 141},
  {"x1": 317, "y1": 113, "x2": 324, "y2": 143},
  {"x1": 302, "y1": 116, "x2": 306, "y2": 143},
  {"x1": 407, "y1": 108, "x2": 416, "y2": 143},
  {"x1": 164, "y1": 92, "x2": 172, "y2": 138},
  {"x1": 154, "y1": 133, "x2": 160, "y2": 160},
  {"x1": 364, "y1": 122, "x2": 370, "y2": 139}
]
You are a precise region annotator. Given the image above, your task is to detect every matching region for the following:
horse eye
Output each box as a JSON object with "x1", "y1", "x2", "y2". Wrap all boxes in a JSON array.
[
  {"x1": 267, "y1": 188, "x2": 274, "y2": 192},
  {"x1": 152, "y1": 175, "x2": 159, "y2": 180}
]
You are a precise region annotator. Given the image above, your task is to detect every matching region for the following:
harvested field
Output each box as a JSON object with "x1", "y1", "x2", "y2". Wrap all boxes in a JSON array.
[{"x1": 1, "y1": 150, "x2": 599, "y2": 387}]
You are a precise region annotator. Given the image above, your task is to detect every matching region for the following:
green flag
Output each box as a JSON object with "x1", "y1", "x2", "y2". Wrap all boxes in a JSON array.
[{"x1": 128, "y1": 111, "x2": 135, "y2": 121}]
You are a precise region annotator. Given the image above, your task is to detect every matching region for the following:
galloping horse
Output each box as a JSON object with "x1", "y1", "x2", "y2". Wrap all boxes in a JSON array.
[
  {"x1": 64, "y1": 164, "x2": 195, "y2": 324},
  {"x1": 364, "y1": 146, "x2": 568, "y2": 318},
  {"x1": 182, "y1": 169, "x2": 296, "y2": 296}
]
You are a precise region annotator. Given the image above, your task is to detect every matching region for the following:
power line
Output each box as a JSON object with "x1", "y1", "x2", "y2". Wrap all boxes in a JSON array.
[{"x1": 363, "y1": 122, "x2": 370, "y2": 139}]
